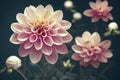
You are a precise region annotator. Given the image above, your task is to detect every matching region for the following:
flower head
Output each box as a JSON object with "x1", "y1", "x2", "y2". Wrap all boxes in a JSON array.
[
  {"x1": 108, "y1": 22, "x2": 118, "y2": 30},
  {"x1": 6, "y1": 56, "x2": 21, "y2": 69},
  {"x1": 10, "y1": 4, "x2": 72, "y2": 64},
  {"x1": 72, "y1": 31, "x2": 113, "y2": 68},
  {"x1": 83, "y1": 0, "x2": 113, "y2": 22}
]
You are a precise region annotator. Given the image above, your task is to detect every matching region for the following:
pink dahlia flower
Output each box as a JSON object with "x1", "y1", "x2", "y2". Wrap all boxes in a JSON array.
[
  {"x1": 72, "y1": 31, "x2": 113, "y2": 68},
  {"x1": 10, "y1": 5, "x2": 73, "y2": 64},
  {"x1": 83, "y1": 0, "x2": 113, "y2": 22}
]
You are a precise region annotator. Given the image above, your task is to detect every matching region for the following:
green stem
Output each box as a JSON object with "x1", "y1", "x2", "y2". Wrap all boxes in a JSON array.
[{"x1": 15, "y1": 69, "x2": 27, "y2": 80}]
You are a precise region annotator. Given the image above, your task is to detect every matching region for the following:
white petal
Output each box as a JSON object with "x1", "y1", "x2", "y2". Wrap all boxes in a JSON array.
[
  {"x1": 36, "y1": 5, "x2": 44, "y2": 18},
  {"x1": 91, "y1": 32, "x2": 101, "y2": 44},
  {"x1": 82, "y1": 31, "x2": 91, "y2": 41},
  {"x1": 75, "y1": 37, "x2": 85, "y2": 46}
]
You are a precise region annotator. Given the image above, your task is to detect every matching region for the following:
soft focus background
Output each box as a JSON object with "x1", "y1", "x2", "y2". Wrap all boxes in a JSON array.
[{"x1": 0, "y1": 0, "x2": 120, "y2": 80}]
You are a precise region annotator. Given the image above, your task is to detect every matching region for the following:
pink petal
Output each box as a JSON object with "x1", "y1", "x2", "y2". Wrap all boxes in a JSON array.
[
  {"x1": 84, "y1": 57, "x2": 91, "y2": 62},
  {"x1": 107, "y1": 6, "x2": 113, "y2": 12},
  {"x1": 34, "y1": 38, "x2": 43, "y2": 50},
  {"x1": 23, "y1": 27, "x2": 32, "y2": 34},
  {"x1": 71, "y1": 53, "x2": 81, "y2": 60},
  {"x1": 83, "y1": 9, "x2": 95, "y2": 17},
  {"x1": 11, "y1": 23, "x2": 23, "y2": 33},
  {"x1": 17, "y1": 33, "x2": 29, "y2": 41},
  {"x1": 101, "y1": 16, "x2": 108, "y2": 22},
  {"x1": 100, "y1": 40, "x2": 111, "y2": 49},
  {"x1": 43, "y1": 36, "x2": 53, "y2": 46},
  {"x1": 72, "y1": 45, "x2": 83, "y2": 53},
  {"x1": 107, "y1": 13, "x2": 113, "y2": 20},
  {"x1": 62, "y1": 33, "x2": 73, "y2": 43},
  {"x1": 29, "y1": 49, "x2": 42, "y2": 64},
  {"x1": 54, "y1": 44, "x2": 68, "y2": 54},
  {"x1": 59, "y1": 20, "x2": 71, "y2": 30},
  {"x1": 51, "y1": 23, "x2": 60, "y2": 30},
  {"x1": 24, "y1": 40, "x2": 33, "y2": 49},
  {"x1": 29, "y1": 34, "x2": 38, "y2": 42},
  {"x1": 16, "y1": 13, "x2": 30, "y2": 25},
  {"x1": 9, "y1": 33, "x2": 21, "y2": 44},
  {"x1": 52, "y1": 36, "x2": 63, "y2": 45},
  {"x1": 41, "y1": 44, "x2": 52, "y2": 55},
  {"x1": 98, "y1": 55, "x2": 108, "y2": 63},
  {"x1": 91, "y1": 61, "x2": 100, "y2": 68},
  {"x1": 58, "y1": 28, "x2": 68, "y2": 37},
  {"x1": 45, "y1": 51, "x2": 58, "y2": 64},
  {"x1": 91, "y1": 15, "x2": 100, "y2": 22},
  {"x1": 89, "y1": 2, "x2": 97, "y2": 9},
  {"x1": 102, "y1": 50, "x2": 113, "y2": 58},
  {"x1": 18, "y1": 44, "x2": 29, "y2": 57},
  {"x1": 48, "y1": 29, "x2": 58, "y2": 36}
]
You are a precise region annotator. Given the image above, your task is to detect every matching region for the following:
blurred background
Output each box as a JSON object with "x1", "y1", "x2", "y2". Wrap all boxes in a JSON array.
[{"x1": 0, "y1": 0, "x2": 120, "y2": 80}]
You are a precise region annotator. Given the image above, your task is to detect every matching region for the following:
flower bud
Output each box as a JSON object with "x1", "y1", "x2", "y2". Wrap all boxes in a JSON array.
[
  {"x1": 6, "y1": 56, "x2": 21, "y2": 69},
  {"x1": 64, "y1": 0, "x2": 73, "y2": 9},
  {"x1": 73, "y1": 12, "x2": 82, "y2": 20},
  {"x1": 108, "y1": 22, "x2": 118, "y2": 30}
]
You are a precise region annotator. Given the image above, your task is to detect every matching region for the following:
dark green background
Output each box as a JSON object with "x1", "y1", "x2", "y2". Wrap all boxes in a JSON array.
[{"x1": 0, "y1": 0, "x2": 120, "y2": 80}]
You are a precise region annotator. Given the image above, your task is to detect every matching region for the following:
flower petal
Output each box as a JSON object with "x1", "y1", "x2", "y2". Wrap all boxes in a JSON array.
[
  {"x1": 107, "y1": 6, "x2": 113, "y2": 12},
  {"x1": 54, "y1": 44, "x2": 68, "y2": 54},
  {"x1": 48, "y1": 29, "x2": 58, "y2": 36},
  {"x1": 29, "y1": 49, "x2": 42, "y2": 64},
  {"x1": 34, "y1": 38, "x2": 43, "y2": 50},
  {"x1": 11, "y1": 23, "x2": 23, "y2": 33},
  {"x1": 59, "y1": 20, "x2": 71, "y2": 30},
  {"x1": 29, "y1": 34, "x2": 38, "y2": 42},
  {"x1": 100, "y1": 40, "x2": 111, "y2": 49},
  {"x1": 10, "y1": 33, "x2": 21, "y2": 44},
  {"x1": 91, "y1": 61, "x2": 100, "y2": 68},
  {"x1": 72, "y1": 45, "x2": 83, "y2": 53},
  {"x1": 23, "y1": 27, "x2": 32, "y2": 34},
  {"x1": 83, "y1": 9, "x2": 95, "y2": 17},
  {"x1": 24, "y1": 40, "x2": 33, "y2": 49},
  {"x1": 52, "y1": 36, "x2": 63, "y2": 45},
  {"x1": 72, "y1": 53, "x2": 81, "y2": 60},
  {"x1": 62, "y1": 33, "x2": 73, "y2": 43},
  {"x1": 43, "y1": 36, "x2": 53, "y2": 46},
  {"x1": 16, "y1": 13, "x2": 30, "y2": 25},
  {"x1": 58, "y1": 28, "x2": 68, "y2": 36},
  {"x1": 18, "y1": 44, "x2": 29, "y2": 57},
  {"x1": 91, "y1": 15, "x2": 100, "y2": 22},
  {"x1": 107, "y1": 13, "x2": 113, "y2": 20},
  {"x1": 98, "y1": 56, "x2": 108, "y2": 63},
  {"x1": 89, "y1": 2, "x2": 97, "y2": 9},
  {"x1": 102, "y1": 50, "x2": 113, "y2": 58},
  {"x1": 101, "y1": 1, "x2": 108, "y2": 9},
  {"x1": 75, "y1": 37, "x2": 85, "y2": 46},
  {"x1": 36, "y1": 5, "x2": 44, "y2": 18},
  {"x1": 91, "y1": 32, "x2": 101, "y2": 44},
  {"x1": 17, "y1": 33, "x2": 29, "y2": 41},
  {"x1": 101, "y1": 16, "x2": 108, "y2": 22},
  {"x1": 82, "y1": 31, "x2": 91, "y2": 41},
  {"x1": 45, "y1": 51, "x2": 58, "y2": 64},
  {"x1": 41, "y1": 44, "x2": 52, "y2": 55}
]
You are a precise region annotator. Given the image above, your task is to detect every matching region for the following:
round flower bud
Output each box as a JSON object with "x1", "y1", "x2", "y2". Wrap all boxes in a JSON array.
[
  {"x1": 64, "y1": 0, "x2": 73, "y2": 9},
  {"x1": 73, "y1": 12, "x2": 82, "y2": 20},
  {"x1": 6, "y1": 56, "x2": 21, "y2": 69},
  {"x1": 108, "y1": 22, "x2": 118, "y2": 30}
]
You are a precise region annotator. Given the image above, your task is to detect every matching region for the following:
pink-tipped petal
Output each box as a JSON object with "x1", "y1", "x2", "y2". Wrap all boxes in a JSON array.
[
  {"x1": 71, "y1": 53, "x2": 81, "y2": 60},
  {"x1": 10, "y1": 33, "x2": 21, "y2": 44},
  {"x1": 100, "y1": 40, "x2": 111, "y2": 49},
  {"x1": 43, "y1": 36, "x2": 53, "y2": 46},
  {"x1": 83, "y1": 9, "x2": 95, "y2": 17},
  {"x1": 103, "y1": 50, "x2": 113, "y2": 58},
  {"x1": 48, "y1": 29, "x2": 58, "y2": 36},
  {"x1": 52, "y1": 36, "x2": 63, "y2": 45},
  {"x1": 23, "y1": 27, "x2": 32, "y2": 34},
  {"x1": 29, "y1": 49, "x2": 42, "y2": 64},
  {"x1": 18, "y1": 44, "x2": 29, "y2": 57},
  {"x1": 24, "y1": 40, "x2": 33, "y2": 49},
  {"x1": 98, "y1": 56, "x2": 108, "y2": 63},
  {"x1": 45, "y1": 51, "x2": 58, "y2": 64},
  {"x1": 107, "y1": 6, "x2": 113, "y2": 12},
  {"x1": 34, "y1": 38, "x2": 43, "y2": 50},
  {"x1": 29, "y1": 34, "x2": 38, "y2": 42},
  {"x1": 91, "y1": 16, "x2": 100, "y2": 22},
  {"x1": 58, "y1": 28, "x2": 68, "y2": 36},
  {"x1": 11, "y1": 23, "x2": 23, "y2": 33},
  {"x1": 59, "y1": 20, "x2": 71, "y2": 30},
  {"x1": 17, "y1": 33, "x2": 29, "y2": 41},
  {"x1": 62, "y1": 33, "x2": 73, "y2": 43},
  {"x1": 54, "y1": 44, "x2": 68, "y2": 54},
  {"x1": 72, "y1": 45, "x2": 83, "y2": 53},
  {"x1": 41, "y1": 44, "x2": 52, "y2": 55},
  {"x1": 107, "y1": 13, "x2": 113, "y2": 20},
  {"x1": 101, "y1": 16, "x2": 108, "y2": 22}
]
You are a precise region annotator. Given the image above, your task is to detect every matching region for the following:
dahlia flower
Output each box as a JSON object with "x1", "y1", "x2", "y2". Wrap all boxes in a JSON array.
[
  {"x1": 72, "y1": 31, "x2": 113, "y2": 68},
  {"x1": 83, "y1": 0, "x2": 113, "y2": 22},
  {"x1": 10, "y1": 4, "x2": 72, "y2": 64}
]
